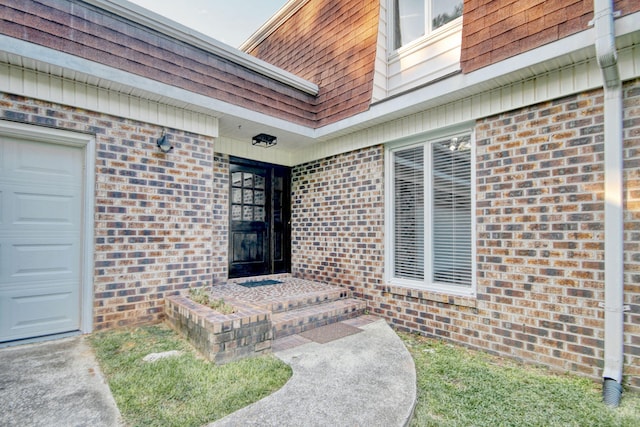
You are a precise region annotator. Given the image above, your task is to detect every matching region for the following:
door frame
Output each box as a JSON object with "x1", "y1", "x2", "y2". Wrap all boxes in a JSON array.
[
  {"x1": 0, "y1": 120, "x2": 95, "y2": 335},
  {"x1": 228, "y1": 156, "x2": 291, "y2": 278}
]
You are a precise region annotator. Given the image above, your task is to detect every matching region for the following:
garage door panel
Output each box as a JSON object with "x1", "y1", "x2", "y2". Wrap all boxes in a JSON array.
[
  {"x1": 0, "y1": 134, "x2": 84, "y2": 343},
  {"x1": 0, "y1": 238, "x2": 79, "y2": 284},
  {"x1": 10, "y1": 138, "x2": 82, "y2": 182},
  {"x1": 10, "y1": 242, "x2": 78, "y2": 280},
  {"x1": 12, "y1": 191, "x2": 79, "y2": 227},
  {"x1": 0, "y1": 284, "x2": 79, "y2": 341}
]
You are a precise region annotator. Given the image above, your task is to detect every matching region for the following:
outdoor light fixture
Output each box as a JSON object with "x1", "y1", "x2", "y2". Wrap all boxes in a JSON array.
[
  {"x1": 252, "y1": 133, "x2": 277, "y2": 148},
  {"x1": 156, "y1": 130, "x2": 173, "y2": 153}
]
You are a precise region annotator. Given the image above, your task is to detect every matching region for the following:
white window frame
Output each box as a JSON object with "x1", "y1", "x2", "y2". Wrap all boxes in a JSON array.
[
  {"x1": 390, "y1": 0, "x2": 463, "y2": 53},
  {"x1": 385, "y1": 127, "x2": 476, "y2": 297}
]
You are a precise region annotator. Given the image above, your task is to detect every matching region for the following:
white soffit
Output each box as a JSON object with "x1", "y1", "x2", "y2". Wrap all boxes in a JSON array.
[{"x1": 0, "y1": 35, "x2": 317, "y2": 142}]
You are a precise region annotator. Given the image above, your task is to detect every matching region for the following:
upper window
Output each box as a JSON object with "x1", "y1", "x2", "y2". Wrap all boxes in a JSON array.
[
  {"x1": 393, "y1": 0, "x2": 463, "y2": 49},
  {"x1": 388, "y1": 133, "x2": 474, "y2": 295}
]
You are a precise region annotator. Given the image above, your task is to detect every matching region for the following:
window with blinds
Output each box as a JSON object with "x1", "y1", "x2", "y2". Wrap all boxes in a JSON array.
[
  {"x1": 431, "y1": 137, "x2": 472, "y2": 287},
  {"x1": 393, "y1": 146, "x2": 424, "y2": 280},
  {"x1": 390, "y1": 134, "x2": 473, "y2": 291}
]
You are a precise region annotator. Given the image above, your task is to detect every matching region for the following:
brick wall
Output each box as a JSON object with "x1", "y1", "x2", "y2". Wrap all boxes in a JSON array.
[
  {"x1": 212, "y1": 154, "x2": 230, "y2": 282},
  {"x1": 475, "y1": 88, "x2": 608, "y2": 377},
  {"x1": 461, "y1": 0, "x2": 640, "y2": 73},
  {"x1": 0, "y1": 92, "x2": 225, "y2": 330},
  {"x1": 290, "y1": 80, "x2": 640, "y2": 388},
  {"x1": 291, "y1": 146, "x2": 385, "y2": 295}
]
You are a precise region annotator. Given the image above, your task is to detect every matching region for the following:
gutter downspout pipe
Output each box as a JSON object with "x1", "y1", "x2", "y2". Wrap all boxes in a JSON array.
[{"x1": 593, "y1": 0, "x2": 624, "y2": 407}]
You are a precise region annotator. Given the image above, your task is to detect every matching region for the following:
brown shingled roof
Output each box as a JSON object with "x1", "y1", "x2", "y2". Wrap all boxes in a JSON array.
[
  {"x1": 0, "y1": 0, "x2": 379, "y2": 129},
  {"x1": 0, "y1": 0, "x2": 318, "y2": 127},
  {"x1": 246, "y1": 0, "x2": 379, "y2": 127}
]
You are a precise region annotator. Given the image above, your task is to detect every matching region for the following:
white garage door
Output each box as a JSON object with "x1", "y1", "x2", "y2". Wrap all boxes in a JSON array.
[{"x1": 0, "y1": 135, "x2": 83, "y2": 343}]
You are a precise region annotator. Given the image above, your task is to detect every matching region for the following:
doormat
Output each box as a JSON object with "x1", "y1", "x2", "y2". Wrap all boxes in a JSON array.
[
  {"x1": 299, "y1": 322, "x2": 362, "y2": 344},
  {"x1": 238, "y1": 279, "x2": 283, "y2": 288}
]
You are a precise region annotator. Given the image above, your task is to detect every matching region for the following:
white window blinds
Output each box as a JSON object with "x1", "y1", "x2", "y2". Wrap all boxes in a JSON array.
[
  {"x1": 431, "y1": 137, "x2": 472, "y2": 287},
  {"x1": 393, "y1": 146, "x2": 424, "y2": 280},
  {"x1": 390, "y1": 134, "x2": 473, "y2": 291}
]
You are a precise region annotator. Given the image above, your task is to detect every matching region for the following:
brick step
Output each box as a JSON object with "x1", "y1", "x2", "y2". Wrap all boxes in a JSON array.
[
  {"x1": 257, "y1": 287, "x2": 352, "y2": 314},
  {"x1": 272, "y1": 298, "x2": 366, "y2": 339}
]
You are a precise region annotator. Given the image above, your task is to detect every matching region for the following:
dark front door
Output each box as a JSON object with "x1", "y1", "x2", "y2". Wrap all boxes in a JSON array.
[{"x1": 229, "y1": 158, "x2": 290, "y2": 278}]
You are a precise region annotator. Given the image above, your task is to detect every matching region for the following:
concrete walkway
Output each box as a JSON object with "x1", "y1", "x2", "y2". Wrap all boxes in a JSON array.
[
  {"x1": 211, "y1": 317, "x2": 417, "y2": 427},
  {"x1": 0, "y1": 317, "x2": 416, "y2": 427},
  {"x1": 0, "y1": 336, "x2": 123, "y2": 427}
]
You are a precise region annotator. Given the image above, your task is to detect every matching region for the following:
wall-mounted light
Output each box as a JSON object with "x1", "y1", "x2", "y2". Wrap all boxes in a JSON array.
[
  {"x1": 157, "y1": 130, "x2": 173, "y2": 153},
  {"x1": 252, "y1": 133, "x2": 277, "y2": 148}
]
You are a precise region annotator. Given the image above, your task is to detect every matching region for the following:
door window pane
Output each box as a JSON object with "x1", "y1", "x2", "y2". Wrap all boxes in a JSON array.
[
  {"x1": 243, "y1": 172, "x2": 253, "y2": 187},
  {"x1": 255, "y1": 206, "x2": 265, "y2": 222},
  {"x1": 232, "y1": 205, "x2": 242, "y2": 221},
  {"x1": 232, "y1": 187, "x2": 242, "y2": 204},
  {"x1": 232, "y1": 171, "x2": 242, "y2": 186},
  {"x1": 243, "y1": 189, "x2": 253, "y2": 204},
  {"x1": 243, "y1": 205, "x2": 253, "y2": 221}
]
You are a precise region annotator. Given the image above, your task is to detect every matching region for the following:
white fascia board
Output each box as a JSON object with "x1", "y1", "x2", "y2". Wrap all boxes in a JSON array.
[
  {"x1": 0, "y1": 35, "x2": 315, "y2": 138},
  {"x1": 315, "y1": 12, "x2": 640, "y2": 140},
  {"x1": 83, "y1": 0, "x2": 318, "y2": 96}
]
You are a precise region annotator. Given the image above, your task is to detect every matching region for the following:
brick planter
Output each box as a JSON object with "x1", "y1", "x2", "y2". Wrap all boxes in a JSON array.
[{"x1": 165, "y1": 295, "x2": 272, "y2": 364}]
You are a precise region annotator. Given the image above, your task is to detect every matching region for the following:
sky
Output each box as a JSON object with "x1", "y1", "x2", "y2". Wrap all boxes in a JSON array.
[{"x1": 127, "y1": 0, "x2": 288, "y2": 47}]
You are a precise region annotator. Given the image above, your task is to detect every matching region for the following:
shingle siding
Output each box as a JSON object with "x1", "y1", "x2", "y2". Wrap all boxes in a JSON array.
[
  {"x1": 461, "y1": 0, "x2": 640, "y2": 73},
  {"x1": 247, "y1": 0, "x2": 379, "y2": 127}
]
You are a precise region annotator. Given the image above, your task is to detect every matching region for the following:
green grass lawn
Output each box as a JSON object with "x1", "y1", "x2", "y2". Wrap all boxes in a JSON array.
[
  {"x1": 90, "y1": 323, "x2": 640, "y2": 427},
  {"x1": 401, "y1": 333, "x2": 640, "y2": 427},
  {"x1": 88, "y1": 324, "x2": 291, "y2": 427}
]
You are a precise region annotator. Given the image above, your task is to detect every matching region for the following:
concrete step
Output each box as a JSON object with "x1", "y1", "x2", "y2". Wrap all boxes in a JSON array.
[
  {"x1": 257, "y1": 287, "x2": 351, "y2": 314},
  {"x1": 272, "y1": 298, "x2": 366, "y2": 339}
]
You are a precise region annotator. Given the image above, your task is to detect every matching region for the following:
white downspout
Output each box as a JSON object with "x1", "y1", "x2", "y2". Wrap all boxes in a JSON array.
[{"x1": 592, "y1": 0, "x2": 624, "y2": 407}]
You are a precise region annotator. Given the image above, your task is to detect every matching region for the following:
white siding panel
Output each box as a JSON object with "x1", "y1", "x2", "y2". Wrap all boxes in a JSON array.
[
  {"x1": 0, "y1": 63, "x2": 218, "y2": 138},
  {"x1": 372, "y1": 0, "x2": 388, "y2": 102},
  {"x1": 619, "y1": 44, "x2": 640, "y2": 80},
  {"x1": 522, "y1": 79, "x2": 536, "y2": 106},
  {"x1": 386, "y1": 21, "x2": 462, "y2": 97},
  {"x1": 293, "y1": 51, "x2": 629, "y2": 166}
]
